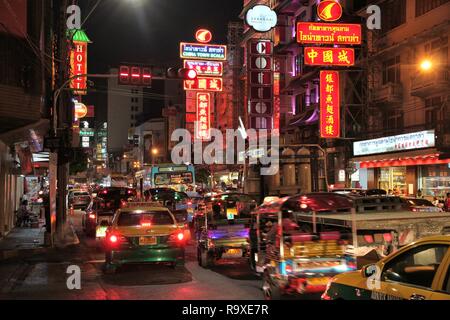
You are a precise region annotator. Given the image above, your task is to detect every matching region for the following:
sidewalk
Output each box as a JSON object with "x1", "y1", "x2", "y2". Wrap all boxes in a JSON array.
[{"x1": 0, "y1": 218, "x2": 79, "y2": 261}]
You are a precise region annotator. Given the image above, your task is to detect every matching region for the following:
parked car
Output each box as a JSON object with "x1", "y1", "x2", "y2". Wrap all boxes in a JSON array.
[{"x1": 401, "y1": 197, "x2": 443, "y2": 213}]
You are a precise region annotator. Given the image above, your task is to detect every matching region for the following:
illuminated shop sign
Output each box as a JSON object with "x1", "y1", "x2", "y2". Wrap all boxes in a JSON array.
[
  {"x1": 297, "y1": 22, "x2": 362, "y2": 45},
  {"x1": 196, "y1": 93, "x2": 211, "y2": 141},
  {"x1": 184, "y1": 76, "x2": 223, "y2": 92},
  {"x1": 195, "y1": 29, "x2": 213, "y2": 43},
  {"x1": 245, "y1": 5, "x2": 277, "y2": 32},
  {"x1": 320, "y1": 71, "x2": 340, "y2": 139},
  {"x1": 180, "y1": 43, "x2": 227, "y2": 61},
  {"x1": 184, "y1": 60, "x2": 223, "y2": 77},
  {"x1": 70, "y1": 41, "x2": 88, "y2": 94},
  {"x1": 304, "y1": 47, "x2": 355, "y2": 66},
  {"x1": 353, "y1": 130, "x2": 436, "y2": 156},
  {"x1": 317, "y1": 0, "x2": 343, "y2": 22}
]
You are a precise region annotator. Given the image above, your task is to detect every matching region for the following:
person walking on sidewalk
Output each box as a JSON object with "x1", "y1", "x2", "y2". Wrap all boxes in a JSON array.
[
  {"x1": 444, "y1": 193, "x2": 450, "y2": 212},
  {"x1": 16, "y1": 199, "x2": 30, "y2": 227}
]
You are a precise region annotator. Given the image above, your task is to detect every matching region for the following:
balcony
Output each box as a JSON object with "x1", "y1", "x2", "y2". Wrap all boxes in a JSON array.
[
  {"x1": 371, "y1": 83, "x2": 403, "y2": 105},
  {"x1": 411, "y1": 70, "x2": 449, "y2": 98}
]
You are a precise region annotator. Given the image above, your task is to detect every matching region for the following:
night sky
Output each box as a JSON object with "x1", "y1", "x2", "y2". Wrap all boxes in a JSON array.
[
  {"x1": 79, "y1": 0, "x2": 243, "y2": 124},
  {"x1": 81, "y1": 0, "x2": 243, "y2": 73}
]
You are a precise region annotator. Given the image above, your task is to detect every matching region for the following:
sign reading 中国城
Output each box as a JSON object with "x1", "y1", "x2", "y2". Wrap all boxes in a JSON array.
[
  {"x1": 297, "y1": 22, "x2": 362, "y2": 45},
  {"x1": 196, "y1": 93, "x2": 211, "y2": 141},
  {"x1": 304, "y1": 47, "x2": 355, "y2": 66},
  {"x1": 320, "y1": 71, "x2": 340, "y2": 139},
  {"x1": 184, "y1": 60, "x2": 223, "y2": 77},
  {"x1": 180, "y1": 43, "x2": 227, "y2": 61},
  {"x1": 245, "y1": 5, "x2": 278, "y2": 32},
  {"x1": 353, "y1": 130, "x2": 436, "y2": 156},
  {"x1": 184, "y1": 77, "x2": 223, "y2": 92}
]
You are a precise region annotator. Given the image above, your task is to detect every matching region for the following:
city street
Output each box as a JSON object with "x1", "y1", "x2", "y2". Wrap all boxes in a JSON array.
[{"x1": 0, "y1": 210, "x2": 262, "y2": 300}]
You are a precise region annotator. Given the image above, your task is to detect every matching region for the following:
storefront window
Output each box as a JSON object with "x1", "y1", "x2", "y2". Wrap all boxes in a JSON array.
[
  {"x1": 379, "y1": 167, "x2": 407, "y2": 194},
  {"x1": 420, "y1": 164, "x2": 450, "y2": 198}
]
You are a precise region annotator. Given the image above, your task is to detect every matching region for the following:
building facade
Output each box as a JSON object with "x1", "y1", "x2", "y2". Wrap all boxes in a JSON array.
[{"x1": 351, "y1": 0, "x2": 450, "y2": 199}]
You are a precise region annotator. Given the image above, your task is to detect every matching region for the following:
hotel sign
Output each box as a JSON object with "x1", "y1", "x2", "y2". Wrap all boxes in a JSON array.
[
  {"x1": 304, "y1": 47, "x2": 355, "y2": 66},
  {"x1": 320, "y1": 71, "x2": 340, "y2": 139},
  {"x1": 180, "y1": 43, "x2": 227, "y2": 61},
  {"x1": 70, "y1": 41, "x2": 88, "y2": 94},
  {"x1": 297, "y1": 22, "x2": 362, "y2": 45},
  {"x1": 353, "y1": 130, "x2": 436, "y2": 156}
]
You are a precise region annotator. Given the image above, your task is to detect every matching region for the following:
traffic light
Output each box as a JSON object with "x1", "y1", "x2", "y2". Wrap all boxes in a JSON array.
[
  {"x1": 167, "y1": 67, "x2": 197, "y2": 80},
  {"x1": 118, "y1": 65, "x2": 152, "y2": 87}
]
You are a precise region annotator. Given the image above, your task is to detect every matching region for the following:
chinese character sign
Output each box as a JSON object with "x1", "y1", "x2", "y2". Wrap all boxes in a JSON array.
[
  {"x1": 70, "y1": 41, "x2": 88, "y2": 95},
  {"x1": 196, "y1": 93, "x2": 211, "y2": 140},
  {"x1": 184, "y1": 60, "x2": 223, "y2": 77},
  {"x1": 320, "y1": 71, "x2": 340, "y2": 138},
  {"x1": 304, "y1": 47, "x2": 354, "y2": 66},
  {"x1": 184, "y1": 77, "x2": 223, "y2": 92}
]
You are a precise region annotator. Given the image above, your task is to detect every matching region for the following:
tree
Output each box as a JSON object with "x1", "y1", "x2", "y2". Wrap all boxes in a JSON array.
[
  {"x1": 69, "y1": 148, "x2": 88, "y2": 175},
  {"x1": 195, "y1": 166, "x2": 211, "y2": 185}
]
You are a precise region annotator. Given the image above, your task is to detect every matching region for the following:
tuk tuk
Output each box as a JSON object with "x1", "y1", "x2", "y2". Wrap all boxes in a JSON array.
[
  {"x1": 250, "y1": 197, "x2": 357, "y2": 300},
  {"x1": 196, "y1": 196, "x2": 253, "y2": 268}
]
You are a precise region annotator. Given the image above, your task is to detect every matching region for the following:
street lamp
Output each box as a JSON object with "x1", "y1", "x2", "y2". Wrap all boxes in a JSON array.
[{"x1": 420, "y1": 59, "x2": 433, "y2": 71}]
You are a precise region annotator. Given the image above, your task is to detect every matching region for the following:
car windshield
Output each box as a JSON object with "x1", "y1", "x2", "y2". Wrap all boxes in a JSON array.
[
  {"x1": 407, "y1": 199, "x2": 434, "y2": 207},
  {"x1": 117, "y1": 211, "x2": 175, "y2": 226}
]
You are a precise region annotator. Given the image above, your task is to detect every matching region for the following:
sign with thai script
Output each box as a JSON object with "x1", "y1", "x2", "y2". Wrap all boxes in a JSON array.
[
  {"x1": 184, "y1": 60, "x2": 223, "y2": 77},
  {"x1": 297, "y1": 22, "x2": 362, "y2": 45},
  {"x1": 180, "y1": 43, "x2": 227, "y2": 60},
  {"x1": 354, "y1": 130, "x2": 436, "y2": 156}
]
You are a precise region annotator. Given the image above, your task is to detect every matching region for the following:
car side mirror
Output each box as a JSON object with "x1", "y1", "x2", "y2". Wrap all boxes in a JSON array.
[{"x1": 361, "y1": 264, "x2": 377, "y2": 278}]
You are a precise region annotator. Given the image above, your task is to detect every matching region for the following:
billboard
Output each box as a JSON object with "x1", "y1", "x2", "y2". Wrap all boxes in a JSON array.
[{"x1": 297, "y1": 22, "x2": 362, "y2": 45}]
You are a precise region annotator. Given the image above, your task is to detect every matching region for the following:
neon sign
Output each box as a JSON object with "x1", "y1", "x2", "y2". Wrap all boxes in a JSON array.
[
  {"x1": 196, "y1": 93, "x2": 211, "y2": 141},
  {"x1": 184, "y1": 77, "x2": 223, "y2": 92},
  {"x1": 70, "y1": 42, "x2": 88, "y2": 94},
  {"x1": 180, "y1": 43, "x2": 227, "y2": 61},
  {"x1": 320, "y1": 71, "x2": 340, "y2": 138},
  {"x1": 317, "y1": 1, "x2": 343, "y2": 22},
  {"x1": 304, "y1": 47, "x2": 355, "y2": 66},
  {"x1": 297, "y1": 22, "x2": 362, "y2": 45},
  {"x1": 184, "y1": 60, "x2": 223, "y2": 77},
  {"x1": 195, "y1": 29, "x2": 212, "y2": 44}
]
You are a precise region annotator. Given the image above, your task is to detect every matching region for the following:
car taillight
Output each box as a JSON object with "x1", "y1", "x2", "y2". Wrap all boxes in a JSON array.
[
  {"x1": 187, "y1": 201, "x2": 192, "y2": 205},
  {"x1": 102, "y1": 190, "x2": 108, "y2": 194},
  {"x1": 89, "y1": 214, "x2": 96, "y2": 220},
  {"x1": 109, "y1": 235, "x2": 118, "y2": 243},
  {"x1": 177, "y1": 232, "x2": 184, "y2": 241}
]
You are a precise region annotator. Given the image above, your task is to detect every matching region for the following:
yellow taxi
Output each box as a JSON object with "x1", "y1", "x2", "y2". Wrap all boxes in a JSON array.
[
  {"x1": 103, "y1": 202, "x2": 187, "y2": 274},
  {"x1": 322, "y1": 235, "x2": 450, "y2": 300}
]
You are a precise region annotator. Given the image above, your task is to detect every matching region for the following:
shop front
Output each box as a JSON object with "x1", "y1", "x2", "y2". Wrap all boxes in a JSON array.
[{"x1": 351, "y1": 130, "x2": 450, "y2": 199}]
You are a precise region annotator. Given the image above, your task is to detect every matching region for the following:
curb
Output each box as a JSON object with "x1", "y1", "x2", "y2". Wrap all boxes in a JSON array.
[
  {"x1": 0, "y1": 247, "x2": 50, "y2": 262},
  {"x1": 0, "y1": 223, "x2": 80, "y2": 261}
]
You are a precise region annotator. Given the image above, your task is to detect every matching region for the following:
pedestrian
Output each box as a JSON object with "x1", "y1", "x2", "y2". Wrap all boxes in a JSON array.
[
  {"x1": 388, "y1": 189, "x2": 393, "y2": 195},
  {"x1": 416, "y1": 189, "x2": 423, "y2": 198},
  {"x1": 444, "y1": 193, "x2": 450, "y2": 212}
]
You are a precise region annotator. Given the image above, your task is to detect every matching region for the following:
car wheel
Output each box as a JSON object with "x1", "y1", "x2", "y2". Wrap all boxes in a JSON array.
[{"x1": 199, "y1": 248, "x2": 213, "y2": 268}]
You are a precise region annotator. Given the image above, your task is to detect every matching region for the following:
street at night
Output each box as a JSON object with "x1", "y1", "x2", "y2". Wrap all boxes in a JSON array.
[{"x1": 1, "y1": 0, "x2": 450, "y2": 311}]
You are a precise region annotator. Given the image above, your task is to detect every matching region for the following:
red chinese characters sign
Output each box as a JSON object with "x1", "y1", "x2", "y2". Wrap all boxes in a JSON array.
[
  {"x1": 70, "y1": 41, "x2": 88, "y2": 95},
  {"x1": 184, "y1": 77, "x2": 223, "y2": 92},
  {"x1": 297, "y1": 22, "x2": 362, "y2": 45},
  {"x1": 196, "y1": 93, "x2": 211, "y2": 140},
  {"x1": 184, "y1": 60, "x2": 223, "y2": 77},
  {"x1": 320, "y1": 71, "x2": 340, "y2": 138},
  {"x1": 304, "y1": 47, "x2": 354, "y2": 66}
]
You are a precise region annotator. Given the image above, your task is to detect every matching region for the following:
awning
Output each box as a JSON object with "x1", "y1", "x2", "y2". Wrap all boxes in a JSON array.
[
  {"x1": 355, "y1": 152, "x2": 450, "y2": 169},
  {"x1": 288, "y1": 107, "x2": 319, "y2": 127},
  {"x1": 0, "y1": 119, "x2": 49, "y2": 147}
]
